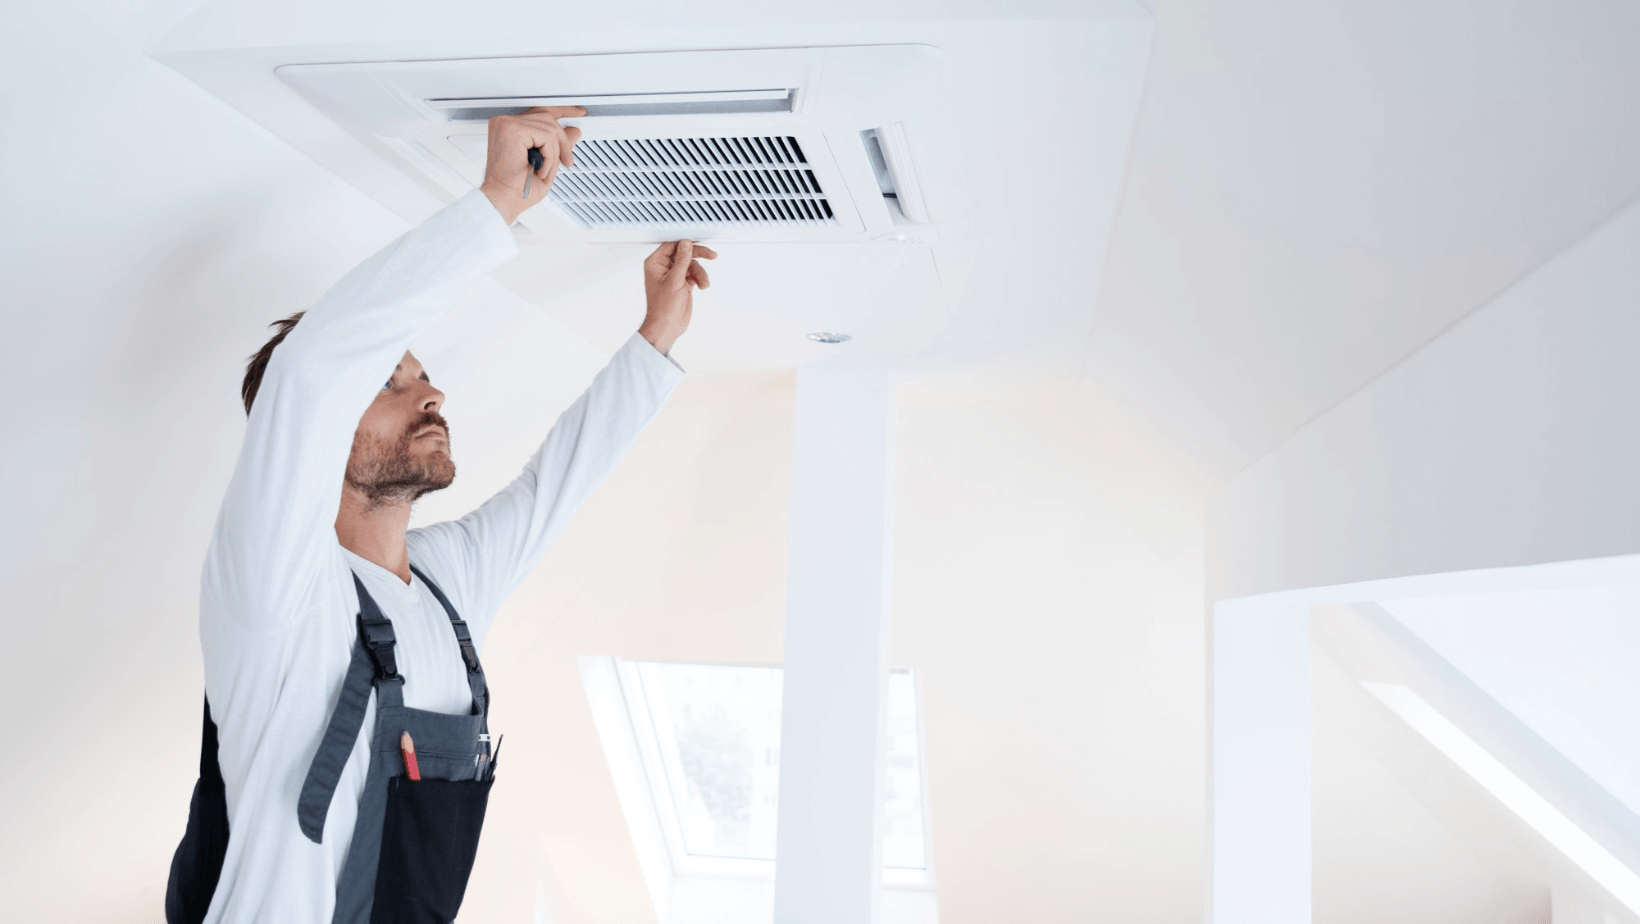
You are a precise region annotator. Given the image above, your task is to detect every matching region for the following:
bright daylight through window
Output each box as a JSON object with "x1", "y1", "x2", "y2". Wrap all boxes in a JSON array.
[{"x1": 616, "y1": 660, "x2": 928, "y2": 872}]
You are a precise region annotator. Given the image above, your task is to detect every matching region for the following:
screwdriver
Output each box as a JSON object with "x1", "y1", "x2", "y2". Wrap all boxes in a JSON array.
[{"x1": 522, "y1": 146, "x2": 545, "y2": 199}]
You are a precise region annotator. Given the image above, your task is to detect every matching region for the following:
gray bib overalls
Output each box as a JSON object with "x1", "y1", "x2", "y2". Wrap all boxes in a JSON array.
[
  {"x1": 296, "y1": 564, "x2": 497, "y2": 924},
  {"x1": 166, "y1": 564, "x2": 498, "y2": 924}
]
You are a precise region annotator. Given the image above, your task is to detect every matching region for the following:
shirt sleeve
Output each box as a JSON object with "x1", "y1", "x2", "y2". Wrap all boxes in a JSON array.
[
  {"x1": 407, "y1": 332, "x2": 684, "y2": 644},
  {"x1": 204, "y1": 190, "x2": 519, "y2": 632}
]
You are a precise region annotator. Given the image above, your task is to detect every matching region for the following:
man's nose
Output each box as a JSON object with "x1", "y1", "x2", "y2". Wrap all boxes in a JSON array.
[{"x1": 418, "y1": 384, "x2": 445, "y2": 413}]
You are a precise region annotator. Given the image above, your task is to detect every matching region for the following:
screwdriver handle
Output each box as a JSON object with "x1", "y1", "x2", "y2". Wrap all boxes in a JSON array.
[{"x1": 522, "y1": 146, "x2": 546, "y2": 199}]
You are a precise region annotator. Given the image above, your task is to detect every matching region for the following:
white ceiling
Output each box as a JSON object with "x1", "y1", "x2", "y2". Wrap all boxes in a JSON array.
[
  {"x1": 153, "y1": 0, "x2": 1640, "y2": 477},
  {"x1": 1088, "y1": 0, "x2": 1640, "y2": 476}
]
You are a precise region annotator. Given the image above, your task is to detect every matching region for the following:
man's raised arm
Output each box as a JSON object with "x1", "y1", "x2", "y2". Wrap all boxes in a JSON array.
[
  {"x1": 205, "y1": 108, "x2": 584, "y2": 630},
  {"x1": 408, "y1": 239, "x2": 716, "y2": 630}
]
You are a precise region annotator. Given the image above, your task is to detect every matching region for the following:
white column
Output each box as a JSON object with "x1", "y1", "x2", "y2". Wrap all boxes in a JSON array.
[
  {"x1": 1212, "y1": 600, "x2": 1311, "y2": 924},
  {"x1": 773, "y1": 367, "x2": 896, "y2": 924}
]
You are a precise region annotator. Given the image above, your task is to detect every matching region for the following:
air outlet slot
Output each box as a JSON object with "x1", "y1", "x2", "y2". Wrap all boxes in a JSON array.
[
  {"x1": 429, "y1": 89, "x2": 794, "y2": 122},
  {"x1": 549, "y1": 136, "x2": 835, "y2": 228},
  {"x1": 860, "y1": 124, "x2": 928, "y2": 223}
]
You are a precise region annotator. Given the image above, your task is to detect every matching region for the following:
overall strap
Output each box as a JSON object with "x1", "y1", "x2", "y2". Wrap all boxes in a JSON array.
[
  {"x1": 296, "y1": 574, "x2": 405, "y2": 844},
  {"x1": 408, "y1": 563, "x2": 489, "y2": 717}
]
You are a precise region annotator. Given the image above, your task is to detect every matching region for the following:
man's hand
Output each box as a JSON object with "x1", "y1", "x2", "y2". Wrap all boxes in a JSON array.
[
  {"x1": 479, "y1": 106, "x2": 586, "y2": 226},
  {"x1": 639, "y1": 240, "x2": 717, "y2": 355}
]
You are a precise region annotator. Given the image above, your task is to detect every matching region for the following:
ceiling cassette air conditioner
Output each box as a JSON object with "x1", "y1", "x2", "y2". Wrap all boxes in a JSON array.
[{"x1": 277, "y1": 46, "x2": 953, "y2": 244}]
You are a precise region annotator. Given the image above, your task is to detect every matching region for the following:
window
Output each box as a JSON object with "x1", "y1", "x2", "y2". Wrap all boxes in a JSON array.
[
  {"x1": 627, "y1": 660, "x2": 784, "y2": 862},
  {"x1": 882, "y1": 669, "x2": 928, "y2": 871},
  {"x1": 583, "y1": 657, "x2": 931, "y2": 889}
]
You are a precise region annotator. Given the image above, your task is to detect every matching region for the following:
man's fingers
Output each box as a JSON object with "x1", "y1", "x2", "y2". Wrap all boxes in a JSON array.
[
  {"x1": 527, "y1": 124, "x2": 577, "y2": 170},
  {"x1": 532, "y1": 124, "x2": 575, "y2": 169},
  {"x1": 645, "y1": 240, "x2": 678, "y2": 269},
  {"x1": 693, "y1": 245, "x2": 719, "y2": 261},
  {"x1": 665, "y1": 240, "x2": 694, "y2": 284},
  {"x1": 562, "y1": 126, "x2": 583, "y2": 167},
  {"x1": 688, "y1": 259, "x2": 710, "y2": 289},
  {"x1": 500, "y1": 111, "x2": 584, "y2": 172}
]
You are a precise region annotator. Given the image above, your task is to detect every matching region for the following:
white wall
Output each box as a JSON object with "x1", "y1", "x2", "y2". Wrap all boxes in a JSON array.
[
  {"x1": 1208, "y1": 194, "x2": 1640, "y2": 602},
  {"x1": 1205, "y1": 184, "x2": 1640, "y2": 924},
  {"x1": 893, "y1": 381, "x2": 1207, "y2": 923},
  {"x1": 470, "y1": 373, "x2": 1210, "y2": 924}
]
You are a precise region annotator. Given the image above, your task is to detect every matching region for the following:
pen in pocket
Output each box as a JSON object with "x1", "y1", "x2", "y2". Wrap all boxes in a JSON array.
[{"x1": 400, "y1": 732, "x2": 421, "y2": 781}]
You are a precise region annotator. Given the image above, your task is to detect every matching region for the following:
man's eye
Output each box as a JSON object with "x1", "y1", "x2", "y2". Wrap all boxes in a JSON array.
[{"x1": 383, "y1": 380, "x2": 394, "y2": 390}]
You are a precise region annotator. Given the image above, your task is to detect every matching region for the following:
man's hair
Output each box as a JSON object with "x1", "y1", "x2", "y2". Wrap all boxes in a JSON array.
[{"x1": 241, "y1": 311, "x2": 304, "y2": 415}]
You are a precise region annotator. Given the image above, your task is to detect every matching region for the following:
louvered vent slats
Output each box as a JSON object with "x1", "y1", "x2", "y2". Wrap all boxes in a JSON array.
[{"x1": 549, "y1": 135, "x2": 835, "y2": 228}]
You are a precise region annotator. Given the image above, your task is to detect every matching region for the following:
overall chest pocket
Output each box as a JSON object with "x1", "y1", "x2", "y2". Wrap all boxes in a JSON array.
[{"x1": 370, "y1": 775, "x2": 494, "y2": 924}]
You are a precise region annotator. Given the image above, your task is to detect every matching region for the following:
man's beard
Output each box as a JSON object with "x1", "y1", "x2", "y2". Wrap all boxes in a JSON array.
[{"x1": 345, "y1": 411, "x2": 456, "y2": 510}]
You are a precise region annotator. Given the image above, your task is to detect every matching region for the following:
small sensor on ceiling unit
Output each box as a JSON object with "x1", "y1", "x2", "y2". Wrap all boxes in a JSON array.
[
  {"x1": 548, "y1": 136, "x2": 834, "y2": 229},
  {"x1": 427, "y1": 89, "x2": 795, "y2": 122}
]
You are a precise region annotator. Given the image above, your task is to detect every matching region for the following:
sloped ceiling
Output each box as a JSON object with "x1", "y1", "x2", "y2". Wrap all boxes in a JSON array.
[{"x1": 1087, "y1": 0, "x2": 1640, "y2": 477}]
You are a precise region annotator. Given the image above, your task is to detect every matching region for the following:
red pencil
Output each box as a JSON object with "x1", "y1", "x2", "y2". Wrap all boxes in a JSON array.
[{"x1": 400, "y1": 732, "x2": 421, "y2": 781}]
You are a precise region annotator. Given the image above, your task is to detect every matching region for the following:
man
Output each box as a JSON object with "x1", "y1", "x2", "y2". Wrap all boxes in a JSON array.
[{"x1": 189, "y1": 107, "x2": 715, "y2": 922}]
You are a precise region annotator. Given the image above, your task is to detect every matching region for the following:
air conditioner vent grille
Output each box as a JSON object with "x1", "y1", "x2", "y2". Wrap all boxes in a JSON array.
[{"x1": 549, "y1": 136, "x2": 836, "y2": 228}]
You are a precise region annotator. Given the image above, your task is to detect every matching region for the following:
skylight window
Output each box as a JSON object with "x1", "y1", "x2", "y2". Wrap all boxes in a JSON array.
[
  {"x1": 595, "y1": 658, "x2": 930, "y2": 881},
  {"x1": 1364, "y1": 682, "x2": 1640, "y2": 914},
  {"x1": 631, "y1": 660, "x2": 783, "y2": 860}
]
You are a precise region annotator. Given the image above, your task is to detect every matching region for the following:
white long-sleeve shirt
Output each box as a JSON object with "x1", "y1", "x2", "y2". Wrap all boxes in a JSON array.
[{"x1": 198, "y1": 190, "x2": 682, "y2": 923}]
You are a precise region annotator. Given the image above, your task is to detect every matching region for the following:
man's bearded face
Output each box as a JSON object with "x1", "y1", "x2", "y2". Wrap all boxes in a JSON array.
[
  {"x1": 346, "y1": 410, "x2": 455, "y2": 507},
  {"x1": 345, "y1": 351, "x2": 455, "y2": 509}
]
